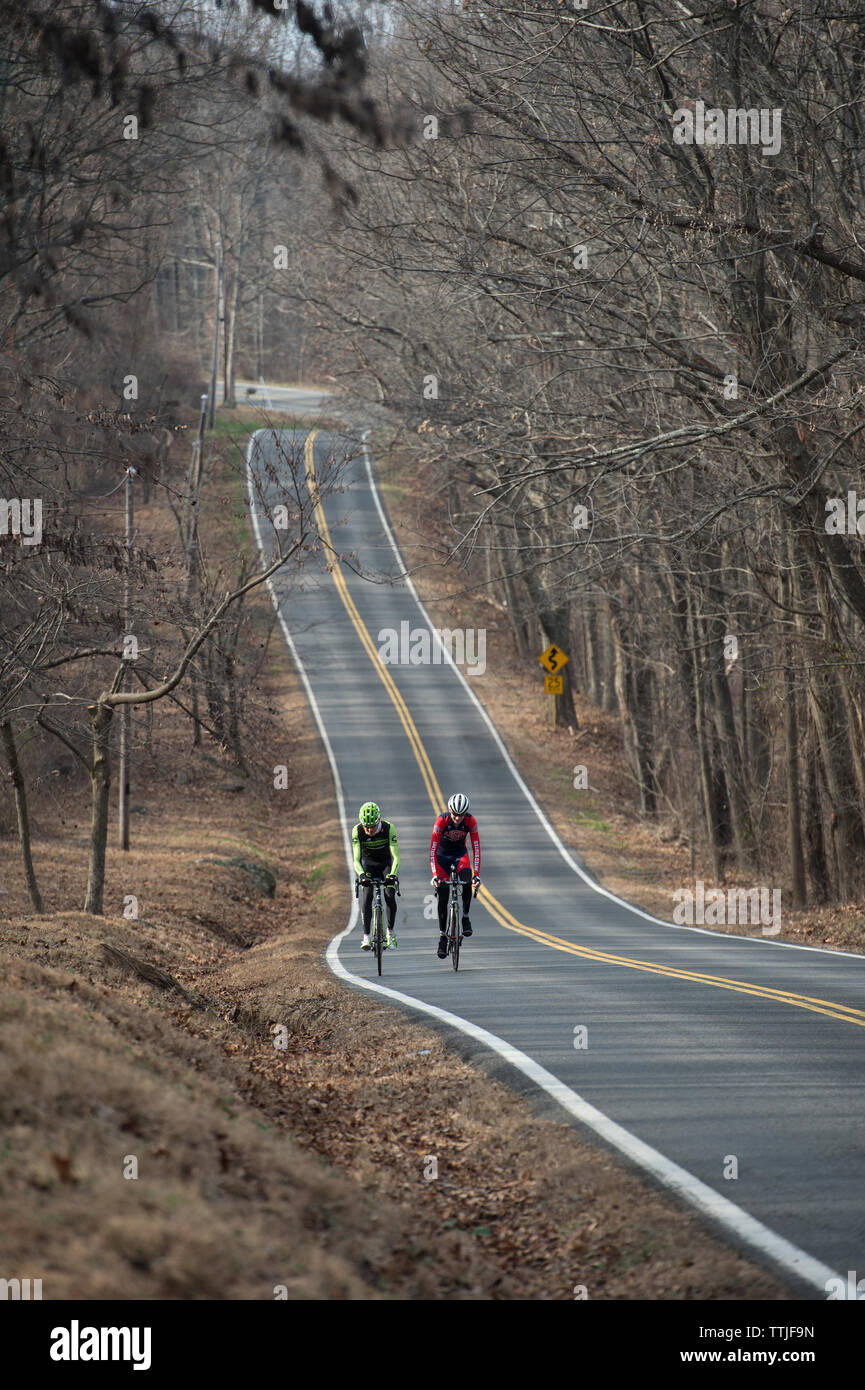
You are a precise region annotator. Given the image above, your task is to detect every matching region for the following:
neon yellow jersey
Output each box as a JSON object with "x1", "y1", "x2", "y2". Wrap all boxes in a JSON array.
[{"x1": 352, "y1": 819, "x2": 399, "y2": 877}]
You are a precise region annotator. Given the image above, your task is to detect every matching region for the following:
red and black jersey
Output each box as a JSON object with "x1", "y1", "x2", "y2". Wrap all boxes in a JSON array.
[{"x1": 430, "y1": 813, "x2": 480, "y2": 876}]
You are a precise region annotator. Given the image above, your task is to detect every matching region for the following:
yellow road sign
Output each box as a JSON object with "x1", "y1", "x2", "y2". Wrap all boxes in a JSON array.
[
  {"x1": 539, "y1": 644, "x2": 569, "y2": 674},
  {"x1": 545, "y1": 675, "x2": 563, "y2": 694}
]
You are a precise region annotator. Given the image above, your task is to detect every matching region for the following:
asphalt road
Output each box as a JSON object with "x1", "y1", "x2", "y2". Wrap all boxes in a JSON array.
[
  {"x1": 245, "y1": 406, "x2": 865, "y2": 1296},
  {"x1": 229, "y1": 380, "x2": 337, "y2": 415}
]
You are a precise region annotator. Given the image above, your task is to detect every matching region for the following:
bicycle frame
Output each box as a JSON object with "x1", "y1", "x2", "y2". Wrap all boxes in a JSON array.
[
  {"x1": 355, "y1": 873, "x2": 400, "y2": 976},
  {"x1": 447, "y1": 865, "x2": 462, "y2": 971},
  {"x1": 441, "y1": 865, "x2": 479, "y2": 971}
]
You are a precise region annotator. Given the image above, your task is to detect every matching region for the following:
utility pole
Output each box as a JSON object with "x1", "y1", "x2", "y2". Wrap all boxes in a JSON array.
[
  {"x1": 118, "y1": 465, "x2": 136, "y2": 850},
  {"x1": 208, "y1": 238, "x2": 222, "y2": 429}
]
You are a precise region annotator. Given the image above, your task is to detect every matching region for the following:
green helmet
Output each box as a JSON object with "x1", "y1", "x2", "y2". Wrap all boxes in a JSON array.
[{"x1": 359, "y1": 801, "x2": 381, "y2": 829}]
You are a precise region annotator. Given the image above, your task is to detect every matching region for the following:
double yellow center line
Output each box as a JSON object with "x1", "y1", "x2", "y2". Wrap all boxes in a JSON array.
[{"x1": 303, "y1": 431, "x2": 865, "y2": 1030}]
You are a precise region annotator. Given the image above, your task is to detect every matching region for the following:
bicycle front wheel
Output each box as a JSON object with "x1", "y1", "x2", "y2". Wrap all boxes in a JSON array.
[
  {"x1": 375, "y1": 904, "x2": 383, "y2": 975},
  {"x1": 450, "y1": 898, "x2": 460, "y2": 972}
]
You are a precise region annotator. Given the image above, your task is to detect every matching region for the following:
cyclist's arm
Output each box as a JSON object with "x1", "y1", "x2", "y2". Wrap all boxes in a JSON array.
[
  {"x1": 468, "y1": 816, "x2": 480, "y2": 874},
  {"x1": 430, "y1": 817, "x2": 443, "y2": 876},
  {"x1": 388, "y1": 822, "x2": 400, "y2": 875},
  {"x1": 351, "y1": 824, "x2": 364, "y2": 878}
]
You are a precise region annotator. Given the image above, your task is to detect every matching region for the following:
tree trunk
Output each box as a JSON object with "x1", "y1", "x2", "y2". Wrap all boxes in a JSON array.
[
  {"x1": 224, "y1": 651, "x2": 248, "y2": 774},
  {"x1": 635, "y1": 664, "x2": 657, "y2": 815},
  {"x1": 609, "y1": 603, "x2": 656, "y2": 814},
  {"x1": 790, "y1": 553, "x2": 856, "y2": 902},
  {"x1": 514, "y1": 515, "x2": 578, "y2": 727},
  {"x1": 806, "y1": 545, "x2": 865, "y2": 854},
  {"x1": 191, "y1": 668, "x2": 202, "y2": 748},
  {"x1": 601, "y1": 609, "x2": 616, "y2": 712},
  {"x1": 704, "y1": 558, "x2": 753, "y2": 867},
  {"x1": 686, "y1": 590, "x2": 723, "y2": 880},
  {"x1": 223, "y1": 263, "x2": 239, "y2": 409},
  {"x1": 802, "y1": 672, "x2": 851, "y2": 901},
  {"x1": 803, "y1": 726, "x2": 831, "y2": 903},
  {"x1": 780, "y1": 609, "x2": 807, "y2": 907},
  {"x1": 201, "y1": 637, "x2": 226, "y2": 744},
  {"x1": 84, "y1": 701, "x2": 114, "y2": 915},
  {"x1": 583, "y1": 602, "x2": 600, "y2": 705},
  {"x1": 0, "y1": 720, "x2": 44, "y2": 912}
]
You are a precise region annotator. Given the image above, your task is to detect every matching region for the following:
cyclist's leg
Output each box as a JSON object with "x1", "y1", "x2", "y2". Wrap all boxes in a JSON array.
[
  {"x1": 361, "y1": 881, "x2": 374, "y2": 930},
  {"x1": 360, "y1": 870, "x2": 374, "y2": 947},
  {"x1": 457, "y1": 856, "x2": 474, "y2": 934},
  {"x1": 434, "y1": 857, "x2": 450, "y2": 954},
  {"x1": 383, "y1": 885, "x2": 397, "y2": 928},
  {"x1": 384, "y1": 885, "x2": 397, "y2": 944},
  {"x1": 434, "y1": 859, "x2": 451, "y2": 931}
]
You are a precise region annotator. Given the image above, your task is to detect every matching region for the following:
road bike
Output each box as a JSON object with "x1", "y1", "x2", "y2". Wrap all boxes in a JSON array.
[
  {"x1": 355, "y1": 874, "x2": 399, "y2": 976},
  {"x1": 443, "y1": 864, "x2": 479, "y2": 972}
]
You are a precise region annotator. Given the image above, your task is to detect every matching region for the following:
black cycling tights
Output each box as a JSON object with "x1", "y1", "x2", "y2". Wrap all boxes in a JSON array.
[
  {"x1": 361, "y1": 882, "x2": 397, "y2": 931},
  {"x1": 436, "y1": 867, "x2": 472, "y2": 932}
]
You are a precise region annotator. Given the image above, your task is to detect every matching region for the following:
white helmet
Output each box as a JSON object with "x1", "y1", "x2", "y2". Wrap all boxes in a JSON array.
[{"x1": 448, "y1": 792, "x2": 470, "y2": 817}]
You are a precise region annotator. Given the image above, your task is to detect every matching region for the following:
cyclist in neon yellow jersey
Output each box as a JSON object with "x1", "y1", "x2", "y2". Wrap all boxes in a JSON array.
[{"x1": 352, "y1": 801, "x2": 400, "y2": 950}]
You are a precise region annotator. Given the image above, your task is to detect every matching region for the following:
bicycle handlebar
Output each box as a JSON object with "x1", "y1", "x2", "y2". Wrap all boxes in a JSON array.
[
  {"x1": 438, "y1": 868, "x2": 481, "y2": 897},
  {"x1": 355, "y1": 874, "x2": 400, "y2": 896}
]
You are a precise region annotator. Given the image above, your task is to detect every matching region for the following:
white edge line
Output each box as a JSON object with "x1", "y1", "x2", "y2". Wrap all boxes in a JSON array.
[
  {"x1": 359, "y1": 431, "x2": 865, "y2": 966},
  {"x1": 245, "y1": 425, "x2": 842, "y2": 1297}
]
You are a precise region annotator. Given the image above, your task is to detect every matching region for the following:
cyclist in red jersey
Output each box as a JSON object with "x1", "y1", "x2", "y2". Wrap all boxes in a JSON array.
[{"x1": 430, "y1": 792, "x2": 481, "y2": 959}]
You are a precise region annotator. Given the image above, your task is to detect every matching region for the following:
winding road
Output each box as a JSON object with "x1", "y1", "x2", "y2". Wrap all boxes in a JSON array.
[{"x1": 245, "y1": 398, "x2": 865, "y2": 1298}]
